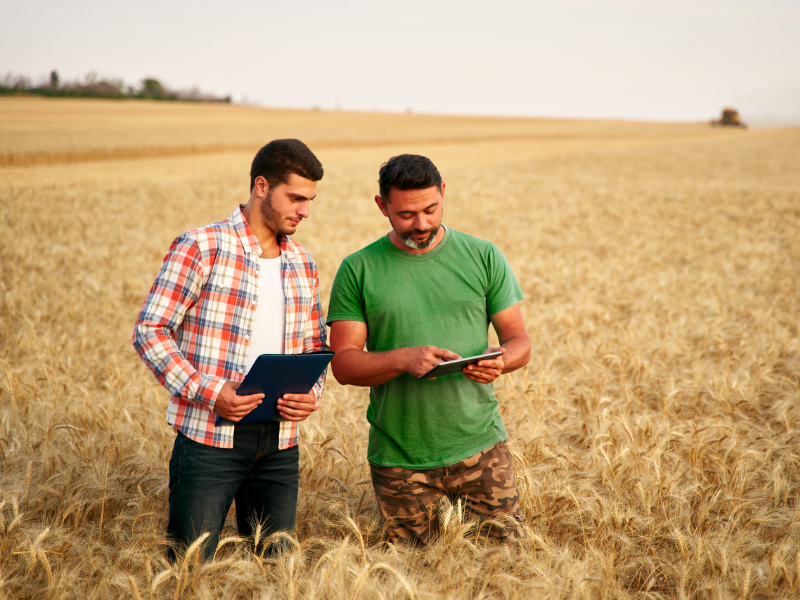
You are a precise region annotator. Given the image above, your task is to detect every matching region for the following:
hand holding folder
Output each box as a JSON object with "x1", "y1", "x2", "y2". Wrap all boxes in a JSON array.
[{"x1": 217, "y1": 351, "x2": 334, "y2": 425}]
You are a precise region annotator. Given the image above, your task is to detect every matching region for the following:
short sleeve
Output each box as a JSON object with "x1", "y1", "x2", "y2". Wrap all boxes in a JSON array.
[
  {"x1": 326, "y1": 259, "x2": 367, "y2": 325},
  {"x1": 486, "y1": 244, "x2": 524, "y2": 316}
]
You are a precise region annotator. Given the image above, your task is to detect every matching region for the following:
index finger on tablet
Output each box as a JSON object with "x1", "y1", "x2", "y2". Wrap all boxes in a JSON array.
[{"x1": 435, "y1": 347, "x2": 461, "y2": 361}]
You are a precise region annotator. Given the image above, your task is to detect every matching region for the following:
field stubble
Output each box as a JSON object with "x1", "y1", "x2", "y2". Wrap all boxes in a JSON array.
[{"x1": 1, "y1": 99, "x2": 799, "y2": 599}]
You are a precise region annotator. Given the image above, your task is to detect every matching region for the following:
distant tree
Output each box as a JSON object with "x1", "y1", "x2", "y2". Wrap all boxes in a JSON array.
[
  {"x1": 141, "y1": 78, "x2": 165, "y2": 99},
  {"x1": 50, "y1": 70, "x2": 59, "y2": 89},
  {"x1": 0, "y1": 73, "x2": 31, "y2": 95}
]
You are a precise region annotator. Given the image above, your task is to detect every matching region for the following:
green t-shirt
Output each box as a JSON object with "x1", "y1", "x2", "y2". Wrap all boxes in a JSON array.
[{"x1": 327, "y1": 227, "x2": 524, "y2": 469}]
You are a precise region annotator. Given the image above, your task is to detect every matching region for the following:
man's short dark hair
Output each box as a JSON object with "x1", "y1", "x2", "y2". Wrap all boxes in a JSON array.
[
  {"x1": 378, "y1": 154, "x2": 442, "y2": 202},
  {"x1": 250, "y1": 139, "x2": 324, "y2": 192}
]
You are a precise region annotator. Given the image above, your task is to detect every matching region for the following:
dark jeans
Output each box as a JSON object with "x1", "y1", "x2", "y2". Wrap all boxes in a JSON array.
[{"x1": 167, "y1": 422, "x2": 299, "y2": 561}]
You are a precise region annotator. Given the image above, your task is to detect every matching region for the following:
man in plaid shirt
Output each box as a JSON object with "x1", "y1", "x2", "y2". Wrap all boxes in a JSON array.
[{"x1": 133, "y1": 139, "x2": 328, "y2": 560}]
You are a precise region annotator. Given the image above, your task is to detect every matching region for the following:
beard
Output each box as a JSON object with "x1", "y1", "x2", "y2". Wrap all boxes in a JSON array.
[
  {"x1": 398, "y1": 223, "x2": 441, "y2": 250},
  {"x1": 260, "y1": 189, "x2": 299, "y2": 236}
]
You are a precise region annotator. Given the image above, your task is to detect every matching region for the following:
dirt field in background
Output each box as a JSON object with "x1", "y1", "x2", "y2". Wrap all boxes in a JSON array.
[{"x1": 1, "y1": 97, "x2": 799, "y2": 598}]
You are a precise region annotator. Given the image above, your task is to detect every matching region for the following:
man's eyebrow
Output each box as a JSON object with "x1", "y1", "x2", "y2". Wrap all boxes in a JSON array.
[{"x1": 289, "y1": 193, "x2": 316, "y2": 201}]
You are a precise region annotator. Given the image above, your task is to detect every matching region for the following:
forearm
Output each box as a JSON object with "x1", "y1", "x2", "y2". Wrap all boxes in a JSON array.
[
  {"x1": 331, "y1": 347, "x2": 410, "y2": 387},
  {"x1": 499, "y1": 335, "x2": 531, "y2": 373}
]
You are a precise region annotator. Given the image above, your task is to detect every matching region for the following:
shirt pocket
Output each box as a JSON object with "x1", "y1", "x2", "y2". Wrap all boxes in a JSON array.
[
  {"x1": 205, "y1": 265, "x2": 238, "y2": 299},
  {"x1": 287, "y1": 272, "x2": 313, "y2": 308},
  {"x1": 286, "y1": 289, "x2": 314, "y2": 347}
]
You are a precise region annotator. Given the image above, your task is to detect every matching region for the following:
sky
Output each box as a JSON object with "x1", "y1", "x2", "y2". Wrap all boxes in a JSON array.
[{"x1": 2, "y1": 0, "x2": 799, "y2": 126}]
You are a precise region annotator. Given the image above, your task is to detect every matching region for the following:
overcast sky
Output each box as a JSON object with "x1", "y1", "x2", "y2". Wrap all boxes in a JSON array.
[{"x1": 3, "y1": 0, "x2": 799, "y2": 125}]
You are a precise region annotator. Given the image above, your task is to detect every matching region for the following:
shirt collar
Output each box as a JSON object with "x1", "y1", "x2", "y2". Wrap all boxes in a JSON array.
[{"x1": 232, "y1": 204, "x2": 298, "y2": 259}]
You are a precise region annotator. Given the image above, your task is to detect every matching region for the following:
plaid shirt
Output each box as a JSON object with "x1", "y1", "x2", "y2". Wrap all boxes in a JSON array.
[{"x1": 132, "y1": 205, "x2": 327, "y2": 449}]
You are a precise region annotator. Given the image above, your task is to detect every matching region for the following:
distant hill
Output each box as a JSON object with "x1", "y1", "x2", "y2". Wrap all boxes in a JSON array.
[{"x1": 0, "y1": 70, "x2": 231, "y2": 103}]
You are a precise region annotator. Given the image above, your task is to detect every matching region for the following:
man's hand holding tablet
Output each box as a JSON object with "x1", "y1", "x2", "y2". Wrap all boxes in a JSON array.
[
  {"x1": 462, "y1": 347, "x2": 506, "y2": 383},
  {"x1": 418, "y1": 347, "x2": 506, "y2": 381},
  {"x1": 403, "y1": 345, "x2": 462, "y2": 379}
]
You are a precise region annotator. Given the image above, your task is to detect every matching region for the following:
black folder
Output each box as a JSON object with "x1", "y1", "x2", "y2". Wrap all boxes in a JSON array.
[{"x1": 221, "y1": 351, "x2": 334, "y2": 425}]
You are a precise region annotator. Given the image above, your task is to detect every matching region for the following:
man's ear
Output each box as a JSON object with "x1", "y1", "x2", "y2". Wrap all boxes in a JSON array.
[
  {"x1": 254, "y1": 176, "x2": 270, "y2": 198},
  {"x1": 440, "y1": 181, "x2": 446, "y2": 199},
  {"x1": 374, "y1": 195, "x2": 389, "y2": 217}
]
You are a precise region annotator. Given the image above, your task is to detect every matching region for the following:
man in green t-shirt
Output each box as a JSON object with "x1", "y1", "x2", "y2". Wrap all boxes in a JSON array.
[{"x1": 327, "y1": 154, "x2": 531, "y2": 544}]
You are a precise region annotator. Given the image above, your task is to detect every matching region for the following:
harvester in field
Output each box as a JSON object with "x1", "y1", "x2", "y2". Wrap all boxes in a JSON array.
[{"x1": 711, "y1": 107, "x2": 747, "y2": 128}]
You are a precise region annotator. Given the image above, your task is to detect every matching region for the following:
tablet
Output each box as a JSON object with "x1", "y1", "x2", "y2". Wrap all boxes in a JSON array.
[
  {"x1": 216, "y1": 351, "x2": 334, "y2": 425},
  {"x1": 418, "y1": 350, "x2": 503, "y2": 380}
]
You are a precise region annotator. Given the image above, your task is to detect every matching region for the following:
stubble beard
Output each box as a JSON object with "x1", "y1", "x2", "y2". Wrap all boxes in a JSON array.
[
  {"x1": 398, "y1": 223, "x2": 441, "y2": 250},
  {"x1": 260, "y1": 189, "x2": 299, "y2": 237}
]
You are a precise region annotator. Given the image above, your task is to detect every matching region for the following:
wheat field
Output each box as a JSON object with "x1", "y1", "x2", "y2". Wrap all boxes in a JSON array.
[{"x1": 1, "y1": 97, "x2": 799, "y2": 599}]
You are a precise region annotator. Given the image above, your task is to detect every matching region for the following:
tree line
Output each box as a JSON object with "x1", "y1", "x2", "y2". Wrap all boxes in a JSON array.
[{"x1": 0, "y1": 70, "x2": 231, "y2": 103}]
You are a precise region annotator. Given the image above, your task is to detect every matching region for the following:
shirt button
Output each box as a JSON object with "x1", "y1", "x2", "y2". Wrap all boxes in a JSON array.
[
  {"x1": 239, "y1": 369, "x2": 244, "y2": 374},
  {"x1": 257, "y1": 248, "x2": 263, "y2": 255},
  {"x1": 245, "y1": 335, "x2": 250, "y2": 339},
  {"x1": 251, "y1": 300, "x2": 256, "y2": 306}
]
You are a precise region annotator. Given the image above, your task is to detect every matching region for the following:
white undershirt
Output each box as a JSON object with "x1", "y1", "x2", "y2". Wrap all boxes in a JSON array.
[{"x1": 245, "y1": 256, "x2": 286, "y2": 372}]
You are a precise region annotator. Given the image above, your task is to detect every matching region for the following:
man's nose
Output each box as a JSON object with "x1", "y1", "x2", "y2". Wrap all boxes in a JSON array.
[
  {"x1": 413, "y1": 215, "x2": 427, "y2": 230},
  {"x1": 297, "y1": 202, "x2": 310, "y2": 219}
]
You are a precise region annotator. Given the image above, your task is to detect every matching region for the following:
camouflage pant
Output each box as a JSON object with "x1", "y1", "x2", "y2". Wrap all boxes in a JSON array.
[{"x1": 370, "y1": 441, "x2": 525, "y2": 545}]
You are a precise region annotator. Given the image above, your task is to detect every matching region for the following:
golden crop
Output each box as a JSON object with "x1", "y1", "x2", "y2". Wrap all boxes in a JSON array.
[{"x1": 1, "y1": 97, "x2": 799, "y2": 599}]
